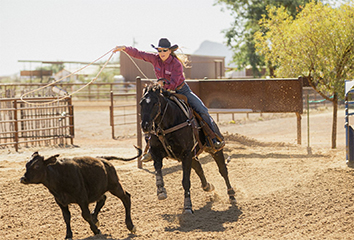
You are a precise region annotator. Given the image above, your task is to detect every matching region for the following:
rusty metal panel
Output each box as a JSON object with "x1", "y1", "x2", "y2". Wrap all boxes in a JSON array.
[
  {"x1": 186, "y1": 78, "x2": 303, "y2": 113},
  {"x1": 262, "y1": 79, "x2": 302, "y2": 112},
  {"x1": 20, "y1": 70, "x2": 52, "y2": 77},
  {"x1": 134, "y1": 77, "x2": 303, "y2": 151}
]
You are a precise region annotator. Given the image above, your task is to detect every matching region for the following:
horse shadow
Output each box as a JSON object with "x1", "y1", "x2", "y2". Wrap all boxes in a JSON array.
[
  {"x1": 162, "y1": 201, "x2": 242, "y2": 233},
  {"x1": 79, "y1": 233, "x2": 137, "y2": 240},
  {"x1": 77, "y1": 202, "x2": 241, "y2": 239},
  {"x1": 141, "y1": 154, "x2": 221, "y2": 177},
  {"x1": 229, "y1": 152, "x2": 327, "y2": 159}
]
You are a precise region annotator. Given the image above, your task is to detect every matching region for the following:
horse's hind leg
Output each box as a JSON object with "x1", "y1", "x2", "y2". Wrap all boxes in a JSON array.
[
  {"x1": 192, "y1": 158, "x2": 214, "y2": 192},
  {"x1": 213, "y1": 150, "x2": 236, "y2": 204}
]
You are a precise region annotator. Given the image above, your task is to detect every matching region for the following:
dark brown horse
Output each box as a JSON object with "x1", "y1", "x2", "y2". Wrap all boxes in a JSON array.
[{"x1": 139, "y1": 84, "x2": 236, "y2": 214}]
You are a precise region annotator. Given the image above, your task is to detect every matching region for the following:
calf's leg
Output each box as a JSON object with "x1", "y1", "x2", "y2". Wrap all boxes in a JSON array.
[
  {"x1": 110, "y1": 186, "x2": 135, "y2": 233},
  {"x1": 78, "y1": 201, "x2": 101, "y2": 236},
  {"x1": 56, "y1": 201, "x2": 73, "y2": 240},
  {"x1": 91, "y1": 194, "x2": 107, "y2": 226}
]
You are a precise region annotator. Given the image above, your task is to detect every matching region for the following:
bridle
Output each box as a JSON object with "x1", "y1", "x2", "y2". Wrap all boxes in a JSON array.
[
  {"x1": 140, "y1": 92, "x2": 169, "y2": 133},
  {"x1": 152, "y1": 97, "x2": 169, "y2": 128}
]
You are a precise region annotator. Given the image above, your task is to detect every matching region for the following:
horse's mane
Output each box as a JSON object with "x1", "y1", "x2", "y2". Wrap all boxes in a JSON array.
[
  {"x1": 145, "y1": 83, "x2": 160, "y2": 92},
  {"x1": 144, "y1": 83, "x2": 173, "y2": 98}
]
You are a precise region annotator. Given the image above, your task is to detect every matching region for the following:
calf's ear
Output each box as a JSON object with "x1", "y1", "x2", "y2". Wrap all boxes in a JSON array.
[{"x1": 44, "y1": 154, "x2": 60, "y2": 166}]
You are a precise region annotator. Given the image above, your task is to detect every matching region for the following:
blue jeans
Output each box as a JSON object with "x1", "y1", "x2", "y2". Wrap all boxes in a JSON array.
[{"x1": 176, "y1": 83, "x2": 217, "y2": 134}]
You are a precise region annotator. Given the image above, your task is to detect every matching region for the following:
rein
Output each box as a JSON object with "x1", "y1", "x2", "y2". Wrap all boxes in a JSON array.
[
  {"x1": 152, "y1": 100, "x2": 162, "y2": 124},
  {"x1": 162, "y1": 120, "x2": 191, "y2": 135},
  {"x1": 154, "y1": 96, "x2": 192, "y2": 135}
]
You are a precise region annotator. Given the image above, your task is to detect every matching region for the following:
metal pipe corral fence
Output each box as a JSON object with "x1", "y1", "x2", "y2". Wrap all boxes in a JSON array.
[{"x1": 0, "y1": 97, "x2": 74, "y2": 151}]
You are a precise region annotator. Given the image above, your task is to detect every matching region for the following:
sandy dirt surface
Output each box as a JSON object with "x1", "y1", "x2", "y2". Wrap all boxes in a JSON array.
[{"x1": 1, "y1": 102, "x2": 353, "y2": 240}]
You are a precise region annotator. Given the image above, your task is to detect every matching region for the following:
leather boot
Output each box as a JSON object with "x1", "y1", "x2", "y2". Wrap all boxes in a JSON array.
[
  {"x1": 141, "y1": 152, "x2": 153, "y2": 162},
  {"x1": 212, "y1": 138, "x2": 225, "y2": 149}
]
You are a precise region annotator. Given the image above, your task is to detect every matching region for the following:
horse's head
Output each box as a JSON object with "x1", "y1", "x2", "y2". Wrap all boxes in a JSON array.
[{"x1": 139, "y1": 84, "x2": 166, "y2": 133}]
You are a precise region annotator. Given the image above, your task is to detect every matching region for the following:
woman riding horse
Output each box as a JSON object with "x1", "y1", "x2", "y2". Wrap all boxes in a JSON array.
[
  {"x1": 113, "y1": 38, "x2": 224, "y2": 161},
  {"x1": 139, "y1": 84, "x2": 236, "y2": 213}
]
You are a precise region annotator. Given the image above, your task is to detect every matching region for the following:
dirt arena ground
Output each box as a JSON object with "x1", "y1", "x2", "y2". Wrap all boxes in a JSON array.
[{"x1": 1, "y1": 102, "x2": 353, "y2": 240}]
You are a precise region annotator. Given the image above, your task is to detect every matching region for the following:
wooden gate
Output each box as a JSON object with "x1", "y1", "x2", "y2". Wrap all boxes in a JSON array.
[{"x1": 0, "y1": 97, "x2": 74, "y2": 151}]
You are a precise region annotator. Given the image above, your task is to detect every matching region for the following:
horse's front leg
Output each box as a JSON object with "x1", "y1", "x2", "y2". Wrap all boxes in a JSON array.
[
  {"x1": 192, "y1": 158, "x2": 215, "y2": 192},
  {"x1": 154, "y1": 158, "x2": 167, "y2": 200},
  {"x1": 182, "y1": 159, "x2": 193, "y2": 214}
]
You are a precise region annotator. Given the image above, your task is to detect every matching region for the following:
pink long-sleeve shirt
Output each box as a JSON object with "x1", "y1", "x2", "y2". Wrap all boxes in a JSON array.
[{"x1": 124, "y1": 47, "x2": 185, "y2": 90}]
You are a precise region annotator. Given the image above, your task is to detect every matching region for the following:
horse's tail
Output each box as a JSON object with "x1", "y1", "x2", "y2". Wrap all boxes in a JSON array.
[{"x1": 97, "y1": 145, "x2": 142, "y2": 161}]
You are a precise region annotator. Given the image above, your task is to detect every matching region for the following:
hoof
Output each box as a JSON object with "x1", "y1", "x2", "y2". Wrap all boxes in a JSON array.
[
  {"x1": 158, "y1": 192, "x2": 167, "y2": 200},
  {"x1": 228, "y1": 188, "x2": 236, "y2": 204},
  {"x1": 202, "y1": 182, "x2": 215, "y2": 192},
  {"x1": 130, "y1": 226, "x2": 137, "y2": 234},
  {"x1": 183, "y1": 208, "x2": 194, "y2": 215}
]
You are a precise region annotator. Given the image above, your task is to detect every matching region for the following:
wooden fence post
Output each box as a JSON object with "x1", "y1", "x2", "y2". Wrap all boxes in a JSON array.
[
  {"x1": 68, "y1": 97, "x2": 74, "y2": 145},
  {"x1": 13, "y1": 100, "x2": 19, "y2": 151},
  {"x1": 296, "y1": 112, "x2": 301, "y2": 145},
  {"x1": 136, "y1": 77, "x2": 142, "y2": 169},
  {"x1": 110, "y1": 91, "x2": 115, "y2": 139}
]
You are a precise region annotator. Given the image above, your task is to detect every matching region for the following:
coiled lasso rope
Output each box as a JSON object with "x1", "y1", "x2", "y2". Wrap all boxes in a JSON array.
[
  {"x1": 19, "y1": 45, "x2": 179, "y2": 105},
  {"x1": 20, "y1": 47, "x2": 116, "y2": 105}
]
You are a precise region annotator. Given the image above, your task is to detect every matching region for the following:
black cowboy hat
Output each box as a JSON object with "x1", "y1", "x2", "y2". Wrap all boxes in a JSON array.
[{"x1": 151, "y1": 38, "x2": 178, "y2": 51}]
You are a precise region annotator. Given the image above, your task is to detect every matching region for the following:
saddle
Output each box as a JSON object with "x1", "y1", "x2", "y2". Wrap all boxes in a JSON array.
[{"x1": 171, "y1": 93, "x2": 224, "y2": 156}]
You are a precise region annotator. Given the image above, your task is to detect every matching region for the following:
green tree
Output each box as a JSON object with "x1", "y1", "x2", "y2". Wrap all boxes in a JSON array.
[
  {"x1": 36, "y1": 63, "x2": 65, "y2": 74},
  {"x1": 92, "y1": 61, "x2": 120, "y2": 83},
  {"x1": 255, "y1": 1, "x2": 354, "y2": 148},
  {"x1": 216, "y1": 0, "x2": 313, "y2": 77}
]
